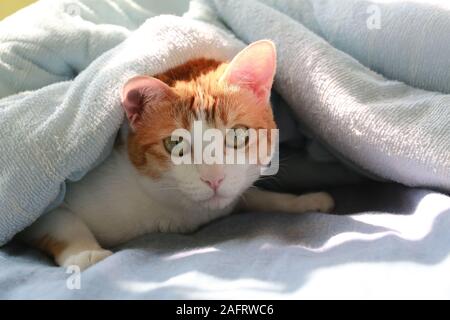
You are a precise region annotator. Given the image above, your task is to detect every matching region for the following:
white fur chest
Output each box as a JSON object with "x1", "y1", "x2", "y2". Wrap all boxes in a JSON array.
[{"x1": 63, "y1": 148, "x2": 234, "y2": 247}]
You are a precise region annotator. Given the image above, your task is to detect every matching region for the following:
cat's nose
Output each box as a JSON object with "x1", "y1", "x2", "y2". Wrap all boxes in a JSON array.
[{"x1": 201, "y1": 176, "x2": 225, "y2": 192}]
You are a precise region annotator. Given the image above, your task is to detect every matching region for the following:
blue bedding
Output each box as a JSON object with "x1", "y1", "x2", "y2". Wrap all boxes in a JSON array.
[
  {"x1": 2, "y1": 184, "x2": 450, "y2": 299},
  {"x1": 1, "y1": 0, "x2": 450, "y2": 299}
]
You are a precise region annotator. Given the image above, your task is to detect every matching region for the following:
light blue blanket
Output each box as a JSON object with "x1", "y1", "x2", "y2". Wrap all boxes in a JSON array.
[
  {"x1": 1, "y1": 0, "x2": 449, "y2": 245},
  {"x1": 2, "y1": 184, "x2": 450, "y2": 299},
  {"x1": 1, "y1": 0, "x2": 450, "y2": 299},
  {"x1": 0, "y1": 0, "x2": 243, "y2": 244},
  {"x1": 0, "y1": 0, "x2": 151, "y2": 243},
  {"x1": 199, "y1": 0, "x2": 450, "y2": 190}
]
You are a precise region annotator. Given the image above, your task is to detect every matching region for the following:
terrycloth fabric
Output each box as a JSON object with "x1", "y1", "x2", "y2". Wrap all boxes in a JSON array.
[
  {"x1": 1, "y1": 0, "x2": 450, "y2": 246},
  {"x1": 1, "y1": 0, "x2": 450, "y2": 300},
  {"x1": 1, "y1": 184, "x2": 450, "y2": 299},
  {"x1": 192, "y1": 0, "x2": 450, "y2": 94},
  {"x1": 0, "y1": 0, "x2": 152, "y2": 98},
  {"x1": 0, "y1": 0, "x2": 153, "y2": 244},
  {"x1": 191, "y1": 0, "x2": 450, "y2": 190},
  {"x1": 0, "y1": 0, "x2": 243, "y2": 245}
]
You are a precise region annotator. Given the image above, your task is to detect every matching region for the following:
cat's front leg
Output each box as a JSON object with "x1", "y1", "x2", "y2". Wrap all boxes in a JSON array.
[
  {"x1": 19, "y1": 207, "x2": 112, "y2": 271},
  {"x1": 239, "y1": 188, "x2": 335, "y2": 214}
]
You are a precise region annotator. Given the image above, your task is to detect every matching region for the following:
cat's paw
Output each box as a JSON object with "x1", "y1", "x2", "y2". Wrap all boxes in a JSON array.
[
  {"x1": 294, "y1": 192, "x2": 335, "y2": 213},
  {"x1": 61, "y1": 249, "x2": 113, "y2": 271}
]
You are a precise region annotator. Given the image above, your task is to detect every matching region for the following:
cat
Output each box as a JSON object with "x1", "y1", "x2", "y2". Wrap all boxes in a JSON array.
[{"x1": 19, "y1": 40, "x2": 334, "y2": 270}]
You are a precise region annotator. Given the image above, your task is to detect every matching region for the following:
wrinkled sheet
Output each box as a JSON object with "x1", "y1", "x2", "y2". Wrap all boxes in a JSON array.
[
  {"x1": 0, "y1": 0, "x2": 242, "y2": 244},
  {"x1": 1, "y1": 0, "x2": 450, "y2": 299},
  {"x1": 1, "y1": 184, "x2": 449, "y2": 299}
]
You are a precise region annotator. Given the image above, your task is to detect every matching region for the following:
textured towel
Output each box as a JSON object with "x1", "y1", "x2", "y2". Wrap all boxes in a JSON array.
[
  {"x1": 191, "y1": 0, "x2": 450, "y2": 190},
  {"x1": 0, "y1": 0, "x2": 152, "y2": 98},
  {"x1": 2, "y1": 184, "x2": 450, "y2": 299},
  {"x1": 192, "y1": 0, "x2": 450, "y2": 94},
  {"x1": 0, "y1": 0, "x2": 243, "y2": 245},
  {"x1": 0, "y1": 0, "x2": 151, "y2": 244},
  {"x1": 1, "y1": 0, "x2": 450, "y2": 246}
]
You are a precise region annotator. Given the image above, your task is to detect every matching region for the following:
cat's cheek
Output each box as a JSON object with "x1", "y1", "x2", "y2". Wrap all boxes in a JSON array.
[
  {"x1": 167, "y1": 164, "x2": 214, "y2": 201},
  {"x1": 219, "y1": 164, "x2": 257, "y2": 196}
]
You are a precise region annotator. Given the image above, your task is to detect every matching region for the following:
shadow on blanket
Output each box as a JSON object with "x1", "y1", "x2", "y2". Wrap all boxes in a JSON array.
[
  {"x1": 115, "y1": 186, "x2": 449, "y2": 297},
  {"x1": 2, "y1": 182, "x2": 448, "y2": 298}
]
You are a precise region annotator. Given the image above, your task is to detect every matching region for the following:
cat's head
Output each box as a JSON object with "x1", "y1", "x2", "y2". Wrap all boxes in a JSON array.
[{"x1": 120, "y1": 40, "x2": 277, "y2": 210}]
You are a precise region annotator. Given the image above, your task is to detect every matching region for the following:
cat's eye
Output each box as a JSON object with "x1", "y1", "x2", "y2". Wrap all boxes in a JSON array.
[
  {"x1": 225, "y1": 126, "x2": 250, "y2": 149},
  {"x1": 163, "y1": 136, "x2": 190, "y2": 157}
]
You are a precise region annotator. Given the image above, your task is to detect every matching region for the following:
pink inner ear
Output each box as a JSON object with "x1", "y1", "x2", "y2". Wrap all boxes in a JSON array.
[
  {"x1": 121, "y1": 76, "x2": 174, "y2": 127},
  {"x1": 222, "y1": 40, "x2": 276, "y2": 102},
  {"x1": 122, "y1": 88, "x2": 143, "y2": 124}
]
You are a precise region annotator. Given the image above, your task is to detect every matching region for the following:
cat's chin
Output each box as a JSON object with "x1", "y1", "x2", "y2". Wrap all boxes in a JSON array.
[{"x1": 199, "y1": 194, "x2": 234, "y2": 210}]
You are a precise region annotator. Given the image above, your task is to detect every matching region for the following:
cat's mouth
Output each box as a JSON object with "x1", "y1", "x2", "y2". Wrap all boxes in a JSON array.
[
  {"x1": 200, "y1": 193, "x2": 232, "y2": 210},
  {"x1": 203, "y1": 193, "x2": 225, "y2": 203}
]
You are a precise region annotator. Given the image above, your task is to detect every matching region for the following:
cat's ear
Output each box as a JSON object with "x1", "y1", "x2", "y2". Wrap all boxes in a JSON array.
[
  {"x1": 220, "y1": 40, "x2": 276, "y2": 102},
  {"x1": 121, "y1": 76, "x2": 176, "y2": 128}
]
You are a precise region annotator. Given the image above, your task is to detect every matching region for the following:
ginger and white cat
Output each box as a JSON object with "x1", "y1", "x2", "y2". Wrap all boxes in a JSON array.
[{"x1": 20, "y1": 41, "x2": 334, "y2": 270}]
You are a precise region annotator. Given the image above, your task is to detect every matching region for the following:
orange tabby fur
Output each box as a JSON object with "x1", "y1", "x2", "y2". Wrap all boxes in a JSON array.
[
  {"x1": 127, "y1": 58, "x2": 277, "y2": 178},
  {"x1": 19, "y1": 41, "x2": 335, "y2": 272},
  {"x1": 35, "y1": 235, "x2": 66, "y2": 258}
]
